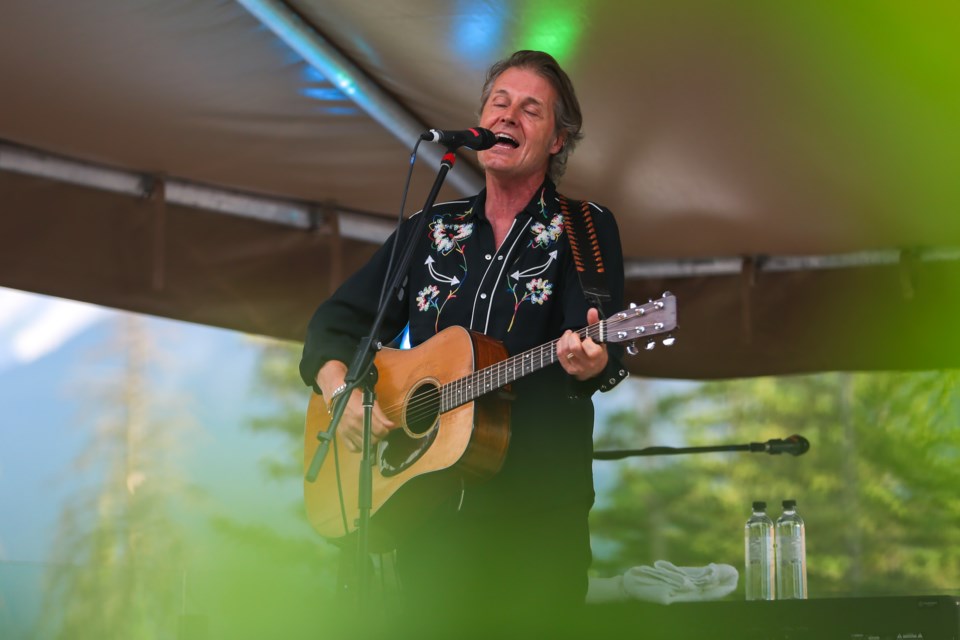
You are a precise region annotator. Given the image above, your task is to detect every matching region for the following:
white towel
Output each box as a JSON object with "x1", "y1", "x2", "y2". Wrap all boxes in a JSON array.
[{"x1": 586, "y1": 560, "x2": 739, "y2": 605}]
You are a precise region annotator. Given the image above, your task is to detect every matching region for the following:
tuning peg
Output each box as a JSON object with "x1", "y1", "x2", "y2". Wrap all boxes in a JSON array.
[
  {"x1": 661, "y1": 291, "x2": 673, "y2": 298},
  {"x1": 645, "y1": 340, "x2": 656, "y2": 351},
  {"x1": 626, "y1": 341, "x2": 639, "y2": 356},
  {"x1": 629, "y1": 302, "x2": 637, "y2": 309},
  {"x1": 662, "y1": 336, "x2": 676, "y2": 347}
]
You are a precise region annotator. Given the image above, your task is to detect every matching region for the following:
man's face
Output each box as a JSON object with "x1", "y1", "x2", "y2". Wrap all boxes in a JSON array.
[{"x1": 478, "y1": 66, "x2": 564, "y2": 183}]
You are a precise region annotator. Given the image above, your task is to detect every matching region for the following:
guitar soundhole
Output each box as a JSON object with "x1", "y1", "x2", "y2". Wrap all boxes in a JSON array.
[
  {"x1": 378, "y1": 381, "x2": 440, "y2": 477},
  {"x1": 404, "y1": 382, "x2": 440, "y2": 436}
]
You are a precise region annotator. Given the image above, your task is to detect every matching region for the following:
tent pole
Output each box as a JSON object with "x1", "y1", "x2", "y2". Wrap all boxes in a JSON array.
[{"x1": 235, "y1": 0, "x2": 485, "y2": 197}]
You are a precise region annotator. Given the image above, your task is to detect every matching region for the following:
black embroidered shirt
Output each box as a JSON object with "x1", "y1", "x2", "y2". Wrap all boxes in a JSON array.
[{"x1": 300, "y1": 178, "x2": 627, "y2": 513}]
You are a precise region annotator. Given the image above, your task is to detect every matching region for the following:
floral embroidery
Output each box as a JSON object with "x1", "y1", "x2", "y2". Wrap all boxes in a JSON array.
[
  {"x1": 506, "y1": 277, "x2": 553, "y2": 332},
  {"x1": 430, "y1": 217, "x2": 474, "y2": 255},
  {"x1": 529, "y1": 213, "x2": 564, "y2": 249},
  {"x1": 526, "y1": 278, "x2": 553, "y2": 304},
  {"x1": 423, "y1": 211, "x2": 472, "y2": 329},
  {"x1": 416, "y1": 285, "x2": 441, "y2": 312}
]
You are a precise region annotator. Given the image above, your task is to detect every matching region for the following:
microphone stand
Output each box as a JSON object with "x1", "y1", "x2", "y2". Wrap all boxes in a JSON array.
[
  {"x1": 304, "y1": 148, "x2": 460, "y2": 612},
  {"x1": 593, "y1": 435, "x2": 810, "y2": 460}
]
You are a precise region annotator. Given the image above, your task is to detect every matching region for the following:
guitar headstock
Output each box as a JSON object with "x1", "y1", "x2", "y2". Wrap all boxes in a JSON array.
[{"x1": 604, "y1": 293, "x2": 677, "y2": 354}]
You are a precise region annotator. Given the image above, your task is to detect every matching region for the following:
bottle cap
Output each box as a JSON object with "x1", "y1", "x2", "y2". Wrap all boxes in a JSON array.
[
  {"x1": 752, "y1": 501, "x2": 766, "y2": 511},
  {"x1": 782, "y1": 499, "x2": 797, "y2": 509}
]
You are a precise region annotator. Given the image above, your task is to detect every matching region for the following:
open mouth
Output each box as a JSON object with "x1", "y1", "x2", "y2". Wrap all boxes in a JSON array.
[{"x1": 495, "y1": 133, "x2": 520, "y2": 149}]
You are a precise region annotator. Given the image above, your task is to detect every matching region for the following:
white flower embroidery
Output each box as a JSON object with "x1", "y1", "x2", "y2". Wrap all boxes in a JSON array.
[
  {"x1": 416, "y1": 285, "x2": 440, "y2": 312},
  {"x1": 529, "y1": 214, "x2": 564, "y2": 248},
  {"x1": 525, "y1": 278, "x2": 553, "y2": 305},
  {"x1": 430, "y1": 219, "x2": 474, "y2": 255}
]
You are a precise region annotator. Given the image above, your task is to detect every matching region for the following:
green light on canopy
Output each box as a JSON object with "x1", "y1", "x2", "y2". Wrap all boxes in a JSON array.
[{"x1": 516, "y1": 0, "x2": 585, "y2": 64}]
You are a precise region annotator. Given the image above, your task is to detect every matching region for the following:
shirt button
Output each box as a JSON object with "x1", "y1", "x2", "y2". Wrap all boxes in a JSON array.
[
  {"x1": 480, "y1": 293, "x2": 488, "y2": 300},
  {"x1": 497, "y1": 255, "x2": 504, "y2": 261},
  {"x1": 485, "y1": 254, "x2": 492, "y2": 260}
]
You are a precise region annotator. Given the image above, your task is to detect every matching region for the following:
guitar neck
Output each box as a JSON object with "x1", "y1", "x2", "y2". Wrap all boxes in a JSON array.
[{"x1": 439, "y1": 323, "x2": 603, "y2": 413}]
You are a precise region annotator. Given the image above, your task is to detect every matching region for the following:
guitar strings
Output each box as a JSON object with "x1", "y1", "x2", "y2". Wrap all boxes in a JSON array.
[
  {"x1": 379, "y1": 330, "x2": 577, "y2": 420},
  {"x1": 375, "y1": 324, "x2": 604, "y2": 426},
  {"x1": 381, "y1": 323, "x2": 604, "y2": 423},
  {"x1": 372, "y1": 298, "x2": 671, "y2": 433}
]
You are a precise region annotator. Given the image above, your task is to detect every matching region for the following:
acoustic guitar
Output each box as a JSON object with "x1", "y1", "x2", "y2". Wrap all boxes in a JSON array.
[{"x1": 303, "y1": 294, "x2": 677, "y2": 548}]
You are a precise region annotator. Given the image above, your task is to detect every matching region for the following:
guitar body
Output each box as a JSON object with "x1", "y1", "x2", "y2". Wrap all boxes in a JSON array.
[
  {"x1": 302, "y1": 294, "x2": 679, "y2": 551},
  {"x1": 303, "y1": 326, "x2": 510, "y2": 549}
]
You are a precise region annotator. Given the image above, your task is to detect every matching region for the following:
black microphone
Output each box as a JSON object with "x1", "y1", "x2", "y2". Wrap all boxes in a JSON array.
[
  {"x1": 760, "y1": 434, "x2": 810, "y2": 456},
  {"x1": 420, "y1": 127, "x2": 497, "y2": 150}
]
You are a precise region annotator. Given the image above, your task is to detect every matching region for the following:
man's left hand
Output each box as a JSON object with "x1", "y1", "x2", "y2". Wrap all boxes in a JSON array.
[{"x1": 557, "y1": 307, "x2": 608, "y2": 381}]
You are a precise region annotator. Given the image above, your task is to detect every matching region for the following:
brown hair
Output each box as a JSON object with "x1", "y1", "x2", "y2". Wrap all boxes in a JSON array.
[{"x1": 479, "y1": 50, "x2": 584, "y2": 182}]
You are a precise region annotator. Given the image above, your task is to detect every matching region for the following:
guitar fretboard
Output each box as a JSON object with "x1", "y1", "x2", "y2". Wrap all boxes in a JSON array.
[{"x1": 439, "y1": 322, "x2": 605, "y2": 413}]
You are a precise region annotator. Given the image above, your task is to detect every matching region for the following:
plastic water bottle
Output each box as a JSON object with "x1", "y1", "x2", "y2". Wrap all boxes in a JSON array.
[
  {"x1": 744, "y1": 501, "x2": 775, "y2": 600},
  {"x1": 775, "y1": 499, "x2": 808, "y2": 599}
]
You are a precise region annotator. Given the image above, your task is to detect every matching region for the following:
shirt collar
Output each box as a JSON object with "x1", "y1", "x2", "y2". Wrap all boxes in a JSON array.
[{"x1": 470, "y1": 177, "x2": 559, "y2": 224}]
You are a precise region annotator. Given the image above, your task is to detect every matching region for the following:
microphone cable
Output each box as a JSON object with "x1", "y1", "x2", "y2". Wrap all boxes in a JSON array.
[{"x1": 377, "y1": 137, "x2": 424, "y2": 310}]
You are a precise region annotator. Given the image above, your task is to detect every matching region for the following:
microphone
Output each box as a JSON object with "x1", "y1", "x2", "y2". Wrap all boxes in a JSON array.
[
  {"x1": 420, "y1": 127, "x2": 497, "y2": 151},
  {"x1": 759, "y1": 434, "x2": 810, "y2": 456}
]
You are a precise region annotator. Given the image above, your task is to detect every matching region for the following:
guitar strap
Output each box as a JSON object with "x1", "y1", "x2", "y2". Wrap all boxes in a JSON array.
[{"x1": 558, "y1": 194, "x2": 612, "y2": 311}]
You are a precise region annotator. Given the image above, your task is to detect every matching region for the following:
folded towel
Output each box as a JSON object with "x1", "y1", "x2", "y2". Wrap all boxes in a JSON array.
[{"x1": 587, "y1": 560, "x2": 739, "y2": 605}]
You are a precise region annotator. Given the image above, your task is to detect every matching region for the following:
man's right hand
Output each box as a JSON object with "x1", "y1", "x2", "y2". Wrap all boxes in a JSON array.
[{"x1": 317, "y1": 360, "x2": 395, "y2": 453}]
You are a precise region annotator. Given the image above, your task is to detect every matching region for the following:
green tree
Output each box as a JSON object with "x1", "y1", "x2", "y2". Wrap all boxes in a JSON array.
[
  {"x1": 191, "y1": 337, "x2": 346, "y2": 638},
  {"x1": 38, "y1": 315, "x2": 191, "y2": 639}
]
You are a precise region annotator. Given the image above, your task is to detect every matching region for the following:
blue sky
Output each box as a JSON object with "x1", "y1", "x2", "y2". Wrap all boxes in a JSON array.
[{"x1": 0, "y1": 288, "x2": 110, "y2": 376}]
